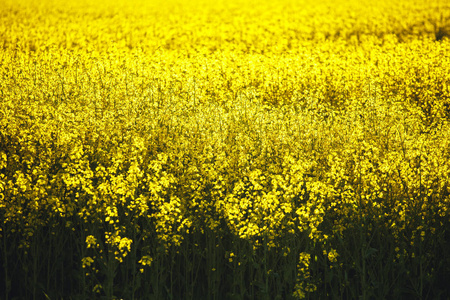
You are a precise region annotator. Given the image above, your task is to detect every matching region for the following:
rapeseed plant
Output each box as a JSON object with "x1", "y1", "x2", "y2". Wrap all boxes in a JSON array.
[{"x1": 1, "y1": 0, "x2": 450, "y2": 298}]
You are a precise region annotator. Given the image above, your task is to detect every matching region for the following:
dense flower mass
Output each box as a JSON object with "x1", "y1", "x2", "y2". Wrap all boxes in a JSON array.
[{"x1": 1, "y1": 0, "x2": 450, "y2": 298}]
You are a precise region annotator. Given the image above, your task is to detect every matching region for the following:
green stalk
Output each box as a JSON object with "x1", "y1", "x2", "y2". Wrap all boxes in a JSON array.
[
  {"x1": 3, "y1": 223, "x2": 9, "y2": 300},
  {"x1": 358, "y1": 143, "x2": 367, "y2": 300},
  {"x1": 263, "y1": 235, "x2": 269, "y2": 300}
]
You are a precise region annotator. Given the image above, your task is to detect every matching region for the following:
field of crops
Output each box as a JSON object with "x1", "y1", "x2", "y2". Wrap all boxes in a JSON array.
[{"x1": 1, "y1": 0, "x2": 450, "y2": 299}]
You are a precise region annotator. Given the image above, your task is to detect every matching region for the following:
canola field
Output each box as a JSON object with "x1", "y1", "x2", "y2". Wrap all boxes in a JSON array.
[{"x1": 1, "y1": 0, "x2": 450, "y2": 298}]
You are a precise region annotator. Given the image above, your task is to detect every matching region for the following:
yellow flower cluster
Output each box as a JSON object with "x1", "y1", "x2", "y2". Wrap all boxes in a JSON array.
[{"x1": 1, "y1": 0, "x2": 450, "y2": 298}]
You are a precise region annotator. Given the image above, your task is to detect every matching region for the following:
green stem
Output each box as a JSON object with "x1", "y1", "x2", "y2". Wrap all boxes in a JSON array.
[{"x1": 3, "y1": 223, "x2": 9, "y2": 300}]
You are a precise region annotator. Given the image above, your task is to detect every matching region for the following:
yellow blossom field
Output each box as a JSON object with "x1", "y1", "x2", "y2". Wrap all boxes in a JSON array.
[{"x1": 1, "y1": 0, "x2": 450, "y2": 298}]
